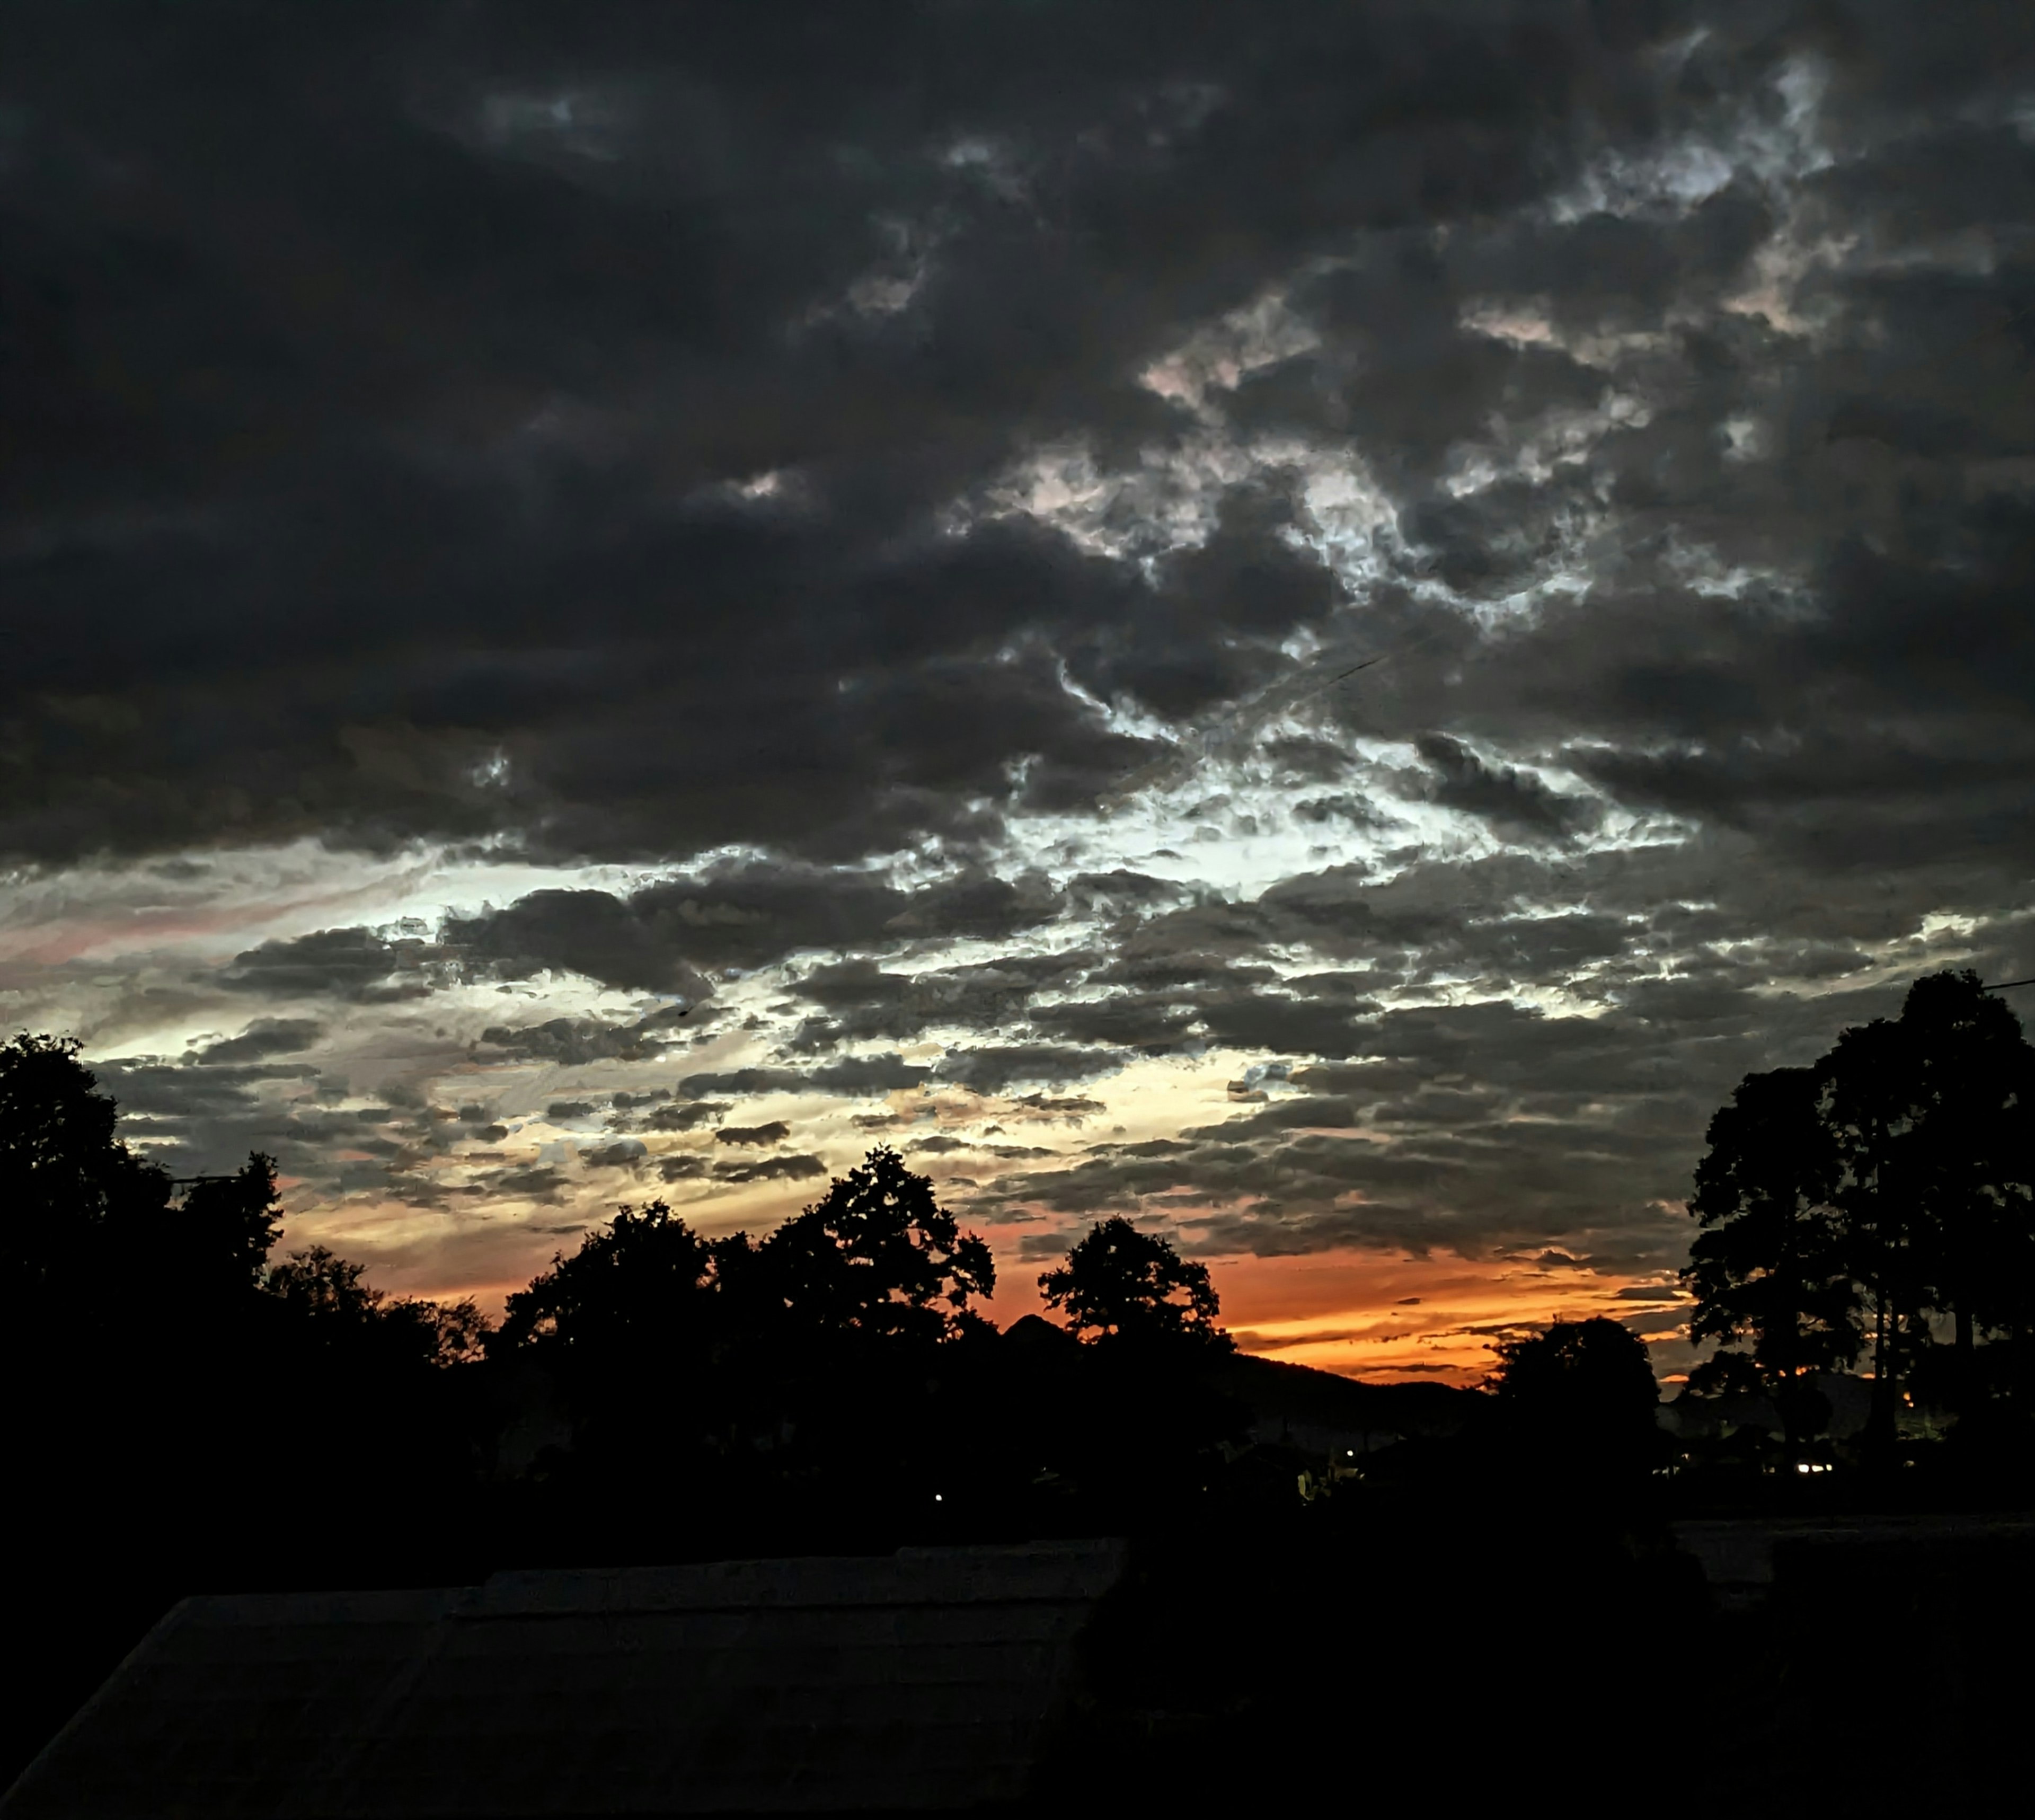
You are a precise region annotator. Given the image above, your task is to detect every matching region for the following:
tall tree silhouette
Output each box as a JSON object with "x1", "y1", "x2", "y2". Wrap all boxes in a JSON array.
[
  {"x1": 1685, "y1": 1066, "x2": 1858, "y2": 1442},
  {"x1": 1039, "y1": 1217, "x2": 1229, "y2": 1350},
  {"x1": 133, "y1": 1153, "x2": 284, "y2": 1318},
  {"x1": 1685, "y1": 971, "x2": 2035, "y2": 1445},
  {"x1": 1, "y1": 1033, "x2": 169, "y2": 1309},
  {"x1": 1, "y1": 1034, "x2": 290, "y2": 1334},
  {"x1": 1896, "y1": 971, "x2": 2035, "y2": 1382},
  {"x1": 1820, "y1": 1012, "x2": 1928, "y2": 1441}
]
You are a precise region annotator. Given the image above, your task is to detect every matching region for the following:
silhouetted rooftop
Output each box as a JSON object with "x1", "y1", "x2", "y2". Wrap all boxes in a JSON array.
[{"x1": 1, "y1": 1540, "x2": 1128, "y2": 1818}]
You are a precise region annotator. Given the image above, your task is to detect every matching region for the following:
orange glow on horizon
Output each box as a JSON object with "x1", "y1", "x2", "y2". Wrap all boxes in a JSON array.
[
  {"x1": 306, "y1": 1205, "x2": 1691, "y2": 1392},
  {"x1": 1208, "y1": 1247, "x2": 1683, "y2": 1386},
  {"x1": 968, "y1": 1217, "x2": 1688, "y2": 1389}
]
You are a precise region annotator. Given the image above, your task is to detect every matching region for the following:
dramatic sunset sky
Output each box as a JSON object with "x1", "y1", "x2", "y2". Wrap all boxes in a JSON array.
[{"x1": 6, "y1": 3, "x2": 2032, "y2": 1383}]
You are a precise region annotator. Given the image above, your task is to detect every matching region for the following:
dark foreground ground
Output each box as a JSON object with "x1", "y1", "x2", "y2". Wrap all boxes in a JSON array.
[{"x1": 12, "y1": 1473, "x2": 2034, "y2": 1816}]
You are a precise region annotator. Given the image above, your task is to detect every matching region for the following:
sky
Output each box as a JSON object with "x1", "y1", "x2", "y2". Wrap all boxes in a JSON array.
[{"x1": 5, "y1": 2, "x2": 2033, "y2": 1384}]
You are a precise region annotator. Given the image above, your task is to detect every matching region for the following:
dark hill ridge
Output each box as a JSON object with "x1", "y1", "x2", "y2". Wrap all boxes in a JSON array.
[
  {"x1": 998, "y1": 1314, "x2": 1484, "y2": 1453},
  {"x1": 1207, "y1": 1350, "x2": 1484, "y2": 1452}
]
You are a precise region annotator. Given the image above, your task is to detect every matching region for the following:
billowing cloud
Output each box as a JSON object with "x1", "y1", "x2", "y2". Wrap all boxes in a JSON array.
[{"x1": 10, "y1": 2, "x2": 2034, "y2": 1379}]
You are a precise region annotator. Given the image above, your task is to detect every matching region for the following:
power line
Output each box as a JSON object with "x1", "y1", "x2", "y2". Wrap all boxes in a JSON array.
[{"x1": 1983, "y1": 977, "x2": 2035, "y2": 994}]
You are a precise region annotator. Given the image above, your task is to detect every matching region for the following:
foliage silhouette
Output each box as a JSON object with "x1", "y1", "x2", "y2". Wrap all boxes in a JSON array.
[
  {"x1": 270, "y1": 1240, "x2": 491, "y2": 1369},
  {"x1": 269, "y1": 1243, "x2": 390, "y2": 1326},
  {"x1": 498, "y1": 1203, "x2": 715, "y2": 1355},
  {"x1": 1038, "y1": 1216, "x2": 1229, "y2": 1350},
  {"x1": 1488, "y1": 1315, "x2": 1662, "y2": 1477},
  {"x1": 484, "y1": 1148, "x2": 999, "y2": 1512},
  {"x1": 3, "y1": 1033, "x2": 503, "y2": 1795},
  {"x1": 1686, "y1": 1066, "x2": 1857, "y2": 1444},
  {"x1": 156, "y1": 1153, "x2": 285, "y2": 1303},
  {"x1": 1, "y1": 1033, "x2": 171, "y2": 1306},
  {"x1": 762, "y1": 1145, "x2": 995, "y2": 1346},
  {"x1": 379, "y1": 1293, "x2": 494, "y2": 1370},
  {"x1": 1896, "y1": 971, "x2": 2035, "y2": 1372},
  {"x1": 1685, "y1": 969, "x2": 2035, "y2": 1449}
]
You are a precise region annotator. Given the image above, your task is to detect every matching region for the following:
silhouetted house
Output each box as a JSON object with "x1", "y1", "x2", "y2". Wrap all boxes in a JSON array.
[
  {"x1": 1, "y1": 1541, "x2": 1128, "y2": 1818},
  {"x1": 1658, "y1": 1371, "x2": 1875, "y2": 1444}
]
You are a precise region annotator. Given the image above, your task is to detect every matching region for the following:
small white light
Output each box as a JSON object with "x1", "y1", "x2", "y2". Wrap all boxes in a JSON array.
[
  {"x1": 1797, "y1": 1462, "x2": 1812, "y2": 1474},
  {"x1": 934, "y1": 1494, "x2": 943, "y2": 1503}
]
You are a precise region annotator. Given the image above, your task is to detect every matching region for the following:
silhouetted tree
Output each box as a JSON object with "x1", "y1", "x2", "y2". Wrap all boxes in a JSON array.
[
  {"x1": 1819, "y1": 1010, "x2": 1931, "y2": 1441},
  {"x1": 1686, "y1": 971, "x2": 2035, "y2": 1448},
  {"x1": 1895, "y1": 972, "x2": 2035, "y2": 1381},
  {"x1": 1686, "y1": 1066, "x2": 1858, "y2": 1444},
  {"x1": 265, "y1": 1240, "x2": 489, "y2": 1368},
  {"x1": 129, "y1": 1153, "x2": 285, "y2": 1318},
  {"x1": 2, "y1": 1035, "x2": 297, "y2": 1349},
  {"x1": 1489, "y1": 1317, "x2": 1661, "y2": 1477},
  {"x1": 485, "y1": 1152, "x2": 997, "y2": 1517},
  {"x1": 382, "y1": 1295, "x2": 494, "y2": 1370},
  {"x1": 268, "y1": 1243, "x2": 386, "y2": 1325},
  {"x1": 1, "y1": 1033, "x2": 170, "y2": 1308},
  {"x1": 498, "y1": 1203, "x2": 715, "y2": 1355},
  {"x1": 762, "y1": 1146, "x2": 994, "y2": 1347},
  {"x1": 1038, "y1": 1216, "x2": 1229, "y2": 1350}
]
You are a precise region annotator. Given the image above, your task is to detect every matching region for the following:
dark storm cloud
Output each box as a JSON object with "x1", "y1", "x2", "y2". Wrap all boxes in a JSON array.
[
  {"x1": 715, "y1": 1122, "x2": 790, "y2": 1148},
  {"x1": 474, "y1": 1003, "x2": 696, "y2": 1066},
  {"x1": 97, "y1": 1057, "x2": 318, "y2": 1132},
  {"x1": 0, "y1": 0, "x2": 1731, "y2": 869},
  {"x1": 785, "y1": 951, "x2": 1094, "y2": 1051},
  {"x1": 468, "y1": 1163, "x2": 568, "y2": 1205},
  {"x1": 643, "y1": 1099, "x2": 730, "y2": 1132},
  {"x1": 15, "y1": 1, "x2": 2035, "y2": 1300},
  {"x1": 1193, "y1": 994, "x2": 1380, "y2": 1062},
  {"x1": 932, "y1": 1044, "x2": 1131, "y2": 1095},
  {"x1": 444, "y1": 890, "x2": 716, "y2": 996},
  {"x1": 1414, "y1": 735, "x2": 1598, "y2": 843},
  {"x1": 578, "y1": 1138, "x2": 648, "y2": 1170},
  {"x1": 714, "y1": 1154, "x2": 828, "y2": 1185},
  {"x1": 191, "y1": 1018, "x2": 326, "y2": 1065},
  {"x1": 804, "y1": 1054, "x2": 935, "y2": 1095},
  {"x1": 674, "y1": 1068, "x2": 807, "y2": 1101},
  {"x1": 967, "y1": 828, "x2": 2035, "y2": 1269},
  {"x1": 1058, "y1": 486, "x2": 1344, "y2": 718},
  {"x1": 92, "y1": 1053, "x2": 456, "y2": 1205},
  {"x1": 444, "y1": 863, "x2": 1065, "y2": 993},
  {"x1": 217, "y1": 928, "x2": 433, "y2": 1002},
  {"x1": 1181, "y1": 1095, "x2": 1359, "y2": 1141},
  {"x1": 1025, "y1": 996, "x2": 1202, "y2": 1055}
]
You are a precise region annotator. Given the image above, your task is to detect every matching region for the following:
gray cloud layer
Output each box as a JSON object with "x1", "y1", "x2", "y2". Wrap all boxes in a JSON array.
[{"x1": 12, "y1": 4, "x2": 2034, "y2": 1306}]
